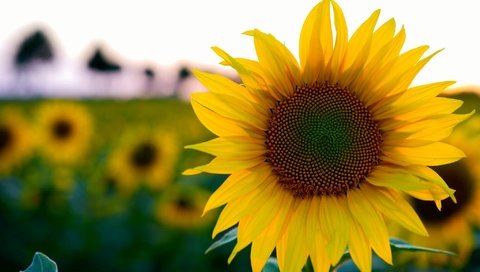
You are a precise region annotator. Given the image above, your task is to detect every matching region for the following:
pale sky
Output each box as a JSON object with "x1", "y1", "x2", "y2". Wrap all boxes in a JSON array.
[{"x1": 1, "y1": 0, "x2": 480, "y2": 89}]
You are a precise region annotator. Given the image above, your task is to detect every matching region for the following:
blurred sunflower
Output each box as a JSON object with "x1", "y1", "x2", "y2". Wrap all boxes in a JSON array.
[
  {"x1": 394, "y1": 113, "x2": 480, "y2": 269},
  {"x1": 155, "y1": 185, "x2": 215, "y2": 230},
  {"x1": 35, "y1": 101, "x2": 93, "y2": 165},
  {"x1": 184, "y1": 0, "x2": 472, "y2": 271},
  {"x1": 108, "y1": 130, "x2": 178, "y2": 195},
  {"x1": 0, "y1": 108, "x2": 32, "y2": 174}
]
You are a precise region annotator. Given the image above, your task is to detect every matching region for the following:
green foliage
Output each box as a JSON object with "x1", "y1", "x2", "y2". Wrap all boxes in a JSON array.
[
  {"x1": 262, "y1": 258, "x2": 280, "y2": 272},
  {"x1": 205, "y1": 227, "x2": 237, "y2": 254},
  {"x1": 388, "y1": 238, "x2": 455, "y2": 255},
  {"x1": 21, "y1": 252, "x2": 57, "y2": 272}
]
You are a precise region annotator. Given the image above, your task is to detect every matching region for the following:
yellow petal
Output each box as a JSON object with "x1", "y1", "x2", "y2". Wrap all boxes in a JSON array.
[
  {"x1": 368, "y1": 46, "x2": 429, "y2": 108},
  {"x1": 339, "y1": 35, "x2": 372, "y2": 89},
  {"x1": 305, "y1": 196, "x2": 321, "y2": 253},
  {"x1": 319, "y1": 195, "x2": 350, "y2": 265},
  {"x1": 362, "y1": 184, "x2": 427, "y2": 236},
  {"x1": 192, "y1": 92, "x2": 266, "y2": 130},
  {"x1": 341, "y1": 9, "x2": 380, "y2": 72},
  {"x1": 299, "y1": 0, "x2": 330, "y2": 82},
  {"x1": 276, "y1": 200, "x2": 310, "y2": 272},
  {"x1": 328, "y1": 1, "x2": 348, "y2": 80},
  {"x1": 366, "y1": 165, "x2": 433, "y2": 191},
  {"x1": 348, "y1": 218, "x2": 372, "y2": 272},
  {"x1": 232, "y1": 58, "x2": 267, "y2": 86},
  {"x1": 212, "y1": 46, "x2": 265, "y2": 91},
  {"x1": 212, "y1": 181, "x2": 274, "y2": 238},
  {"x1": 244, "y1": 29, "x2": 300, "y2": 98},
  {"x1": 382, "y1": 142, "x2": 466, "y2": 166},
  {"x1": 386, "y1": 49, "x2": 443, "y2": 97},
  {"x1": 396, "y1": 97, "x2": 463, "y2": 122},
  {"x1": 378, "y1": 97, "x2": 464, "y2": 133},
  {"x1": 310, "y1": 233, "x2": 332, "y2": 272},
  {"x1": 184, "y1": 157, "x2": 264, "y2": 175},
  {"x1": 348, "y1": 188, "x2": 392, "y2": 265},
  {"x1": 191, "y1": 100, "x2": 246, "y2": 137},
  {"x1": 366, "y1": 164, "x2": 453, "y2": 203},
  {"x1": 250, "y1": 192, "x2": 294, "y2": 272},
  {"x1": 374, "y1": 81, "x2": 454, "y2": 119},
  {"x1": 203, "y1": 164, "x2": 272, "y2": 213},
  {"x1": 399, "y1": 112, "x2": 475, "y2": 142},
  {"x1": 355, "y1": 27, "x2": 406, "y2": 104},
  {"x1": 405, "y1": 165, "x2": 456, "y2": 202},
  {"x1": 228, "y1": 181, "x2": 282, "y2": 262},
  {"x1": 185, "y1": 137, "x2": 264, "y2": 161},
  {"x1": 369, "y1": 18, "x2": 396, "y2": 61},
  {"x1": 193, "y1": 70, "x2": 260, "y2": 106}
]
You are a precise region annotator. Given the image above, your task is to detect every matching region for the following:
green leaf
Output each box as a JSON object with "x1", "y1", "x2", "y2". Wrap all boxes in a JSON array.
[
  {"x1": 262, "y1": 257, "x2": 280, "y2": 272},
  {"x1": 21, "y1": 252, "x2": 58, "y2": 272},
  {"x1": 205, "y1": 227, "x2": 237, "y2": 254},
  {"x1": 389, "y1": 237, "x2": 455, "y2": 255},
  {"x1": 333, "y1": 237, "x2": 455, "y2": 271}
]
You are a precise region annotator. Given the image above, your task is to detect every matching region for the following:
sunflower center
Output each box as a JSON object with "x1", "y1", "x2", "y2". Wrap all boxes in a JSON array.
[
  {"x1": 413, "y1": 160, "x2": 474, "y2": 224},
  {"x1": 0, "y1": 125, "x2": 12, "y2": 152},
  {"x1": 52, "y1": 119, "x2": 73, "y2": 140},
  {"x1": 131, "y1": 142, "x2": 158, "y2": 168},
  {"x1": 265, "y1": 82, "x2": 382, "y2": 197},
  {"x1": 175, "y1": 198, "x2": 194, "y2": 210}
]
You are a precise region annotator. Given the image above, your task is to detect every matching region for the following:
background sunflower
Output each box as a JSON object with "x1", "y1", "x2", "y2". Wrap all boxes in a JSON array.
[
  {"x1": 107, "y1": 129, "x2": 179, "y2": 195},
  {"x1": 393, "y1": 94, "x2": 480, "y2": 269},
  {"x1": 155, "y1": 185, "x2": 215, "y2": 230},
  {"x1": 35, "y1": 101, "x2": 93, "y2": 165},
  {"x1": 0, "y1": 108, "x2": 32, "y2": 174}
]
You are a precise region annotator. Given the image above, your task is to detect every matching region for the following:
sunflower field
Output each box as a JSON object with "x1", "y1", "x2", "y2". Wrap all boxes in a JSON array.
[
  {"x1": 0, "y1": 98, "x2": 255, "y2": 272},
  {"x1": 1, "y1": 91, "x2": 480, "y2": 272},
  {"x1": 3, "y1": 0, "x2": 480, "y2": 269}
]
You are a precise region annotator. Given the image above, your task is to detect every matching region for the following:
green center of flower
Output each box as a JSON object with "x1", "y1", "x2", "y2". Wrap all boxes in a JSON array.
[
  {"x1": 413, "y1": 160, "x2": 474, "y2": 224},
  {"x1": 52, "y1": 119, "x2": 73, "y2": 140},
  {"x1": 0, "y1": 125, "x2": 12, "y2": 152},
  {"x1": 265, "y1": 82, "x2": 382, "y2": 197},
  {"x1": 131, "y1": 142, "x2": 158, "y2": 168}
]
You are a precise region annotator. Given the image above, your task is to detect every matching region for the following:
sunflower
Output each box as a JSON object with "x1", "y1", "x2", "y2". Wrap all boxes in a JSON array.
[
  {"x1": 155, "y1": 185, "x2": 215, "y2": 230},
  {"x1": 0, "y1": 108, "x2": 32, "y2": 174},
  {"x1": 35, "y1": 101, "x2": 93, "y2": 165},
  {"x1": 393, "y1": 113, "x2": 480, "y2": 269},
  {"x1": 108, "y1": 130, "x2": 178, "y2": 195},
  {"x1": 184, "y1": 0, "x2": 473, "y2": 271}
]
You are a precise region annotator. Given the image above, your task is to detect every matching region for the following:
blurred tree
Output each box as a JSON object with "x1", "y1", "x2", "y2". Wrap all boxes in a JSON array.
[
  {"x1": 14, "y1": 30, "x2": 54, "y2": 69},
  {"x1": 178, "y1": 67, "x2": 191, "y2": 80},
  {"x1": 174, "y1": 66, "x2": 191, "y2": 98},
  {"x1": 87, "y1": 47, "x2": 122, "y2": 73},
  {"x1": 143, "y1": 67, "x2": 156, "y2": 96},
  {"x1": 143, "y1": 68, "x2": 155, "y2": 79},
  {"x1": 13, "y1": 29, "x2": 56, "y2": 95},
  {"x1": 86, "y1": 46, "x2": 122, "y2": 96}
]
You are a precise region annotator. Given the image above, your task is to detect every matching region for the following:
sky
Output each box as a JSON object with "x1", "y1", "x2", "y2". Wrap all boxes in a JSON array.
[{"x1": 1, "y1": 0, "x2": 480, "y2": 91}]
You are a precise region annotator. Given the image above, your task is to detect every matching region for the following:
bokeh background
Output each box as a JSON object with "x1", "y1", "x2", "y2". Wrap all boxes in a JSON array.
[{"x1": 1, "y1": 1, "x2": 480, "y2": 271}]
